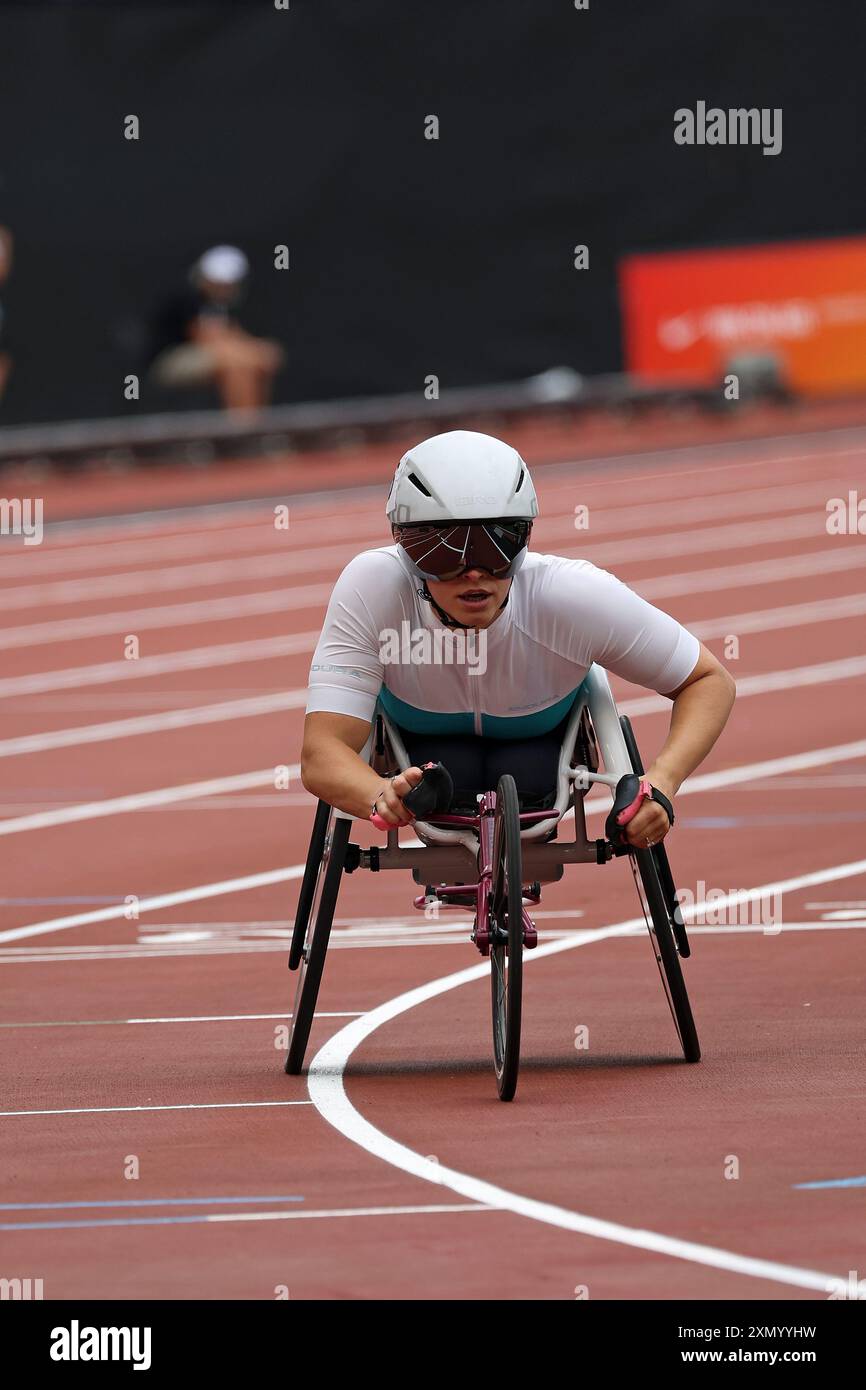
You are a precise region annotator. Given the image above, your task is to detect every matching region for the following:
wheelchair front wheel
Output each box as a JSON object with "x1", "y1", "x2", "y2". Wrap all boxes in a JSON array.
[
  {"x1": 490, "y1": 774, "x2": 524, "y2": 1101},
  {"x1": 285, "y1": 807, "x2": 350, "y2": 1075},
  {"x1": 620, "y1": 716, "x2": 700, "y2": 1064},
  {"x1": 288, "y1": 798, "x2": 331, "y2": 971},
  {"x1": 631, "y1": 848, "x2": 701, "y2": 1062}
]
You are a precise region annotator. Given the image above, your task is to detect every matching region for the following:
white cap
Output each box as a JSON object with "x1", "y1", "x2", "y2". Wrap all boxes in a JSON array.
[{"x1": 194, "y1": 245, "x2": 249, "y2": 284}]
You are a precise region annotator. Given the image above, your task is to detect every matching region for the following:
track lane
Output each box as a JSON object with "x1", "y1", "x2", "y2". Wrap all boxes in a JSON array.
[{"x1": 2, "y1": 426, "x2": 865, "y2": 1298}]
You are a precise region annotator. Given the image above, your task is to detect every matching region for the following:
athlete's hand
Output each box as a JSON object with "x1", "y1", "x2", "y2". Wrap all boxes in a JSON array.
[
  {"x1": 371, "y1": 766, "x2": 425, "y2": 827},
  {"x1": 623, "y1": 770, "x2": 676, "y2": 850}
]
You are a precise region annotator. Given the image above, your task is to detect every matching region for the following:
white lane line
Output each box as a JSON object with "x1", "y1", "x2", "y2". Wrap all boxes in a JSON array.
[
  {"x1": 0, "y1": 509, "x2": 382, "y2": 579},
  {"x1": 0, "y1": 473, "x2": 840, "y2": 601},
  {"x1": 691, "y1": 591, "x2": 866, "y2": 641},
  {"x1": 0, "y1": 938, "x2": 510, "y2": 963},
  {"x1": 0, "y1": 473, "x2": 838, "y2": 590},
  {"x1": 687, "y1": 921, "x2": 866, "y2": 934},
  {"x1": 4, "y1": 613, "x2": 864, "y2": 764},
  {"x1": 0, "y1": 531, "x2": 860, "y2": 681},
  {"x1": 13, "y1": 428, "x2": 866, "y2": 560},
  {"x1": 4, "y1": 918, "x2": 866, "y2": 966},
  {"x1": 0, "y1": 691, "x2": 306, "y2": 760},
  {"x1": 0, "y1": 768, "x2": 291, "y2": 837},
  {"x1": 0, "y1": 1204, "x2": 496, "y2": 1232},
  {"x1": 0, "y1": 511, "x2": 834, "y2": 654},
  {"x1": 537, "y1": 433, "x2": 866, "y2": 485},
  {"x1": 2, "y1": 546, "x2": 864, "y2": 706},
  {"x1": 0, "y1": 545, "x2": 358, "y2": 613},
  {"x1": 581, "y1": 736, "x2": 866, "y2": 819},
  {"x1": 0, "y1": 480, "x2": 844, "y2": 611},
  {"x1": 204, "y1": 1203, "x2": 492, "y2": 1224},
  {"x1": 0, "y1": 1012, "x2": 365, "y2": 1028},
  {"x1": 636, "y1": 542, "x2": 866, "y2": 602},
  {"x1": 657, "y1": 738, "x2": 866, "y2": 798},
  {"x1": 560, "y1": 508, "x2": 823, "y2": 567},
  {"x1": 618, "y1": 654, "x2": 866, "y2": 719},
  {"x1": 0, "y1": 516, "x2": 280, "y2": 578},
  {"x1": 0, "y1": 652, "x2": 862, "y2": 837},
  {"x1": 308, "y1": 860, "x2": 866, "y2": 1295},
  {"x1": 4, "y1": 737, "x2": 866, "y2": 944},
  {"x1": 0, "y1": 583, "x2": 333, "y2": 652},
  {"x1": 544, "y1": 475, "x2": 849, "y2": 542},
  {"x1": 0, "y1": 1100, "x2": 313, "y2": 1117},
  {"x1": 0, "y1": 864, "x2": 305, "y2": 943},
  {"x1": 0, "y1": 634, "x2": 317, "y2": 700}
]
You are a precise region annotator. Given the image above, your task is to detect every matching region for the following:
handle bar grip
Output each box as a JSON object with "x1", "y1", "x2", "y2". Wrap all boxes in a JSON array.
[{"x1": 369, "y1": 760, "x2": 453, "y2": 831}]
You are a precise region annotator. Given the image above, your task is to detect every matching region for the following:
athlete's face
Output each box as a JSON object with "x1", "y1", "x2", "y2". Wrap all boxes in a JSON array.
[{"x1": 426, "y1": 568, "x2": 511, "y2": 629}]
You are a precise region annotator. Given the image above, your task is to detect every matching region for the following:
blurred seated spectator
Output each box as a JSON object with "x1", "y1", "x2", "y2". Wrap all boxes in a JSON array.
[
  {"x1": 0, "y1": 227, "x2": 13, "y2": 402},
  {"x1": 147, "y1": 245, "x2": 284, "y2": 413}
]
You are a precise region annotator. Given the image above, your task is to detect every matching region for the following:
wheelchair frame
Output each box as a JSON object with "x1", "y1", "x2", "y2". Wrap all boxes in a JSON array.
[{"x1": 286, "y1": 664, "x2": 700, "y2": 1099}]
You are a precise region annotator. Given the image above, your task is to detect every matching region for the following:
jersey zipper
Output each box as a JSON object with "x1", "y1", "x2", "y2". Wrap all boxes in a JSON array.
[{"x1": 468, "y1": 643, "x2": 482, "y2": 736}]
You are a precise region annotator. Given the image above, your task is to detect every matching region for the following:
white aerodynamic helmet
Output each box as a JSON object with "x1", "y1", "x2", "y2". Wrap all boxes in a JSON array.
[
  {"x1": 385, "y1": 430, "x2": 538, "y2": 526},
  {"x1": 386, "y1": 431, "x2": 538, "y2": 583}
]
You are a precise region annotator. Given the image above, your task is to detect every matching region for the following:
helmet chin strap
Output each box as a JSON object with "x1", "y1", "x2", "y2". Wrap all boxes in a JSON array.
[{"x1": 418, "y1": 579, "x2": 510, "y2": 630}]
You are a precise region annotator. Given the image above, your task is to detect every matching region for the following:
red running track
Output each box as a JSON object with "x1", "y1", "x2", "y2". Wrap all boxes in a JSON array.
[{"x1": 1, "y1": 422, "x2": 865, "y2": 1300}]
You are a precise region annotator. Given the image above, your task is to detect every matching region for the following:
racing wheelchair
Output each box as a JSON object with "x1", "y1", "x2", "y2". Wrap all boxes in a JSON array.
[{"x1": 285, "y1": 664, "x2": 699, "y2": 1101}]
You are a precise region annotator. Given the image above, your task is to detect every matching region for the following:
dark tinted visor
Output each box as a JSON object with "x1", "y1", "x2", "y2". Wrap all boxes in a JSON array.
[{"x1": 393, "y1": 518, "x2": 532, "y2": 581}]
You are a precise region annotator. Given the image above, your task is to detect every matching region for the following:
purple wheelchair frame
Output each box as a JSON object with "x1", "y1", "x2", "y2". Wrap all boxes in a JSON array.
[{"x1": 351, "y1": 669, "x2": 626, "y2": 954}]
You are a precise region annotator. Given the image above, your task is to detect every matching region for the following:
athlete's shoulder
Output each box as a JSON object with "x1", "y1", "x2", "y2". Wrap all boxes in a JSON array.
[
  {"x1": 519, "y1": 550, "x2": 617, "y2": 595},
  {"x1": 333, "y1": 543, "x2": 415, "y2": 589},
  {"x1": 327, "y1": 545, "x2": 418, "y2": 627},
  {"x1": 513, "y1": 551, "x2": 634, "y2": 657}
]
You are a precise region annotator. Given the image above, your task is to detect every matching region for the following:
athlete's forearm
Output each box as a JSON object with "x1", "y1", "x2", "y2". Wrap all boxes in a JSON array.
[
  {"x1": 301, "y1": 736, "x2": 393, "y2": 820},
  {"x1": 646, "y1": 667, "x2": 736, "y2": 797}
]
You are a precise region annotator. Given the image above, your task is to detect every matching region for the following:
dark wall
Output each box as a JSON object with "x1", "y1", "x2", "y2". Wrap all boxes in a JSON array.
[{"x1": 1, "y1": 0, "x2": 864, "y2": 423}]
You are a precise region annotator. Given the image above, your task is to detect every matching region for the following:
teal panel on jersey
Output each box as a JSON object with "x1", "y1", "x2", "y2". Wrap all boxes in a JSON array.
[
  {"x1": 481, "y1": 686, "x2": 582, "y2": 739},
  {"x1": 378, "y1": 683, "x2": 583, "y2": 739},
  {"x1": 378, "y1": 685, "x2": 475, "y2": 734}
]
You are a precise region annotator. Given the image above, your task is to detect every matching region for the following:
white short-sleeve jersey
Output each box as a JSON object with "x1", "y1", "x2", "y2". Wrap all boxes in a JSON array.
[{"x1": 306, "y1": 546, "x2": 700, "y2": 738}]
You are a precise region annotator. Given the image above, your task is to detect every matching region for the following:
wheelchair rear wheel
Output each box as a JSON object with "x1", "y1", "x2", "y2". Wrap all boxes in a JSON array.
[{"x1": 490, "y1": 774, "x2": 524, "y2": 1100}]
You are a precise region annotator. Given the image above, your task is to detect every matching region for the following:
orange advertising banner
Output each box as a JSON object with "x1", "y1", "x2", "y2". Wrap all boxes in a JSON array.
[{"x1": 620, "y1": 236, "x2": 866, "y2": 395}]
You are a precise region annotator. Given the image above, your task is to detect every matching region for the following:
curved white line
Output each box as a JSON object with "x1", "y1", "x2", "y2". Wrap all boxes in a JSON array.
[{"x1": 307, "y1": 862, "x2": 866, "y2": 1295}]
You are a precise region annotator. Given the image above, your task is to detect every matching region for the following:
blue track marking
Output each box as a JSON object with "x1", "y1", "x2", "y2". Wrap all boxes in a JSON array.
[
  {"x1": 0, "y1": 1195, "x2": 303, "y2": 1211},
  {"x1": 0, "y1": 895, "x2": 126, "y2": 906},
  {"x1": 1, "y1": 1214, "x2": 285, "y2": 1231},
  {"x1": 0, "y1": 1203, "x2": 489, "y2": 1233},
  {"x1": 0, "y1": 1195, "x2": 305, "y2": 1232},
  {"x1": 794, "y1": 1176, "x2": 866, "y2": 1190}
]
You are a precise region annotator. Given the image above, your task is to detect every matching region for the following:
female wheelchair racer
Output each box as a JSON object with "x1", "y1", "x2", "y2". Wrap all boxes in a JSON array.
[{"x1": 294, "y1": 431, "x2": 736, "y2": 1097}]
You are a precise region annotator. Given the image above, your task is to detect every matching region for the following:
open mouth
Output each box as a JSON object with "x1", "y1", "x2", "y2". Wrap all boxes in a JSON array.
[{"x1": 457, "y1": 589, "x2": 492, "y2": 602}]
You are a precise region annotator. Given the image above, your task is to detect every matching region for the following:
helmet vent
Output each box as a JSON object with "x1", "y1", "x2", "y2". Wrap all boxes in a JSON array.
[
  {"x1": 407, "y1": 471, "x2": 432, "y2": 497},
  {"x1": 516, "y1": 468, "x2": 525, "y2": 492}
]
